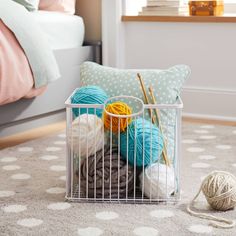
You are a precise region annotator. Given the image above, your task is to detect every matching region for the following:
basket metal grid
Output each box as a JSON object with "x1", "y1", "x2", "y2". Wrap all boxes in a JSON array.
[{"x1": 65, "y1": 89, "x2": 183, "y2": 204}]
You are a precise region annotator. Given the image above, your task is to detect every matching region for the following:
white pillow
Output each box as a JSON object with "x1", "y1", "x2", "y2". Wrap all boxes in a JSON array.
[{"x1": 39, "y1": 0, "x2": 76, "y2": 14}]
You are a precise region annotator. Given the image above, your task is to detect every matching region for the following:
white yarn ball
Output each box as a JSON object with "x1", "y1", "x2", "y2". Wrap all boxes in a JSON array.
[
  {"x1": 140, "y1": 163, "x2": 175, "y2": 199},
  {"x1": 69, "y1": 114, "x2": 104, "y2": 160}
]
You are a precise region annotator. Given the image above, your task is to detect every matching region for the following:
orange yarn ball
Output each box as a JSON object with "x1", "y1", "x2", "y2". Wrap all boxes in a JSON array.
[{"x1": 103, "y1": 102, "x2": 132, "y2": 133}]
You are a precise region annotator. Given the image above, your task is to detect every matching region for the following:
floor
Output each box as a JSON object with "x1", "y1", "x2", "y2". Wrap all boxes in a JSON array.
[{"x1": 0, "y1": 121, "x2": 236, "y2": 236}]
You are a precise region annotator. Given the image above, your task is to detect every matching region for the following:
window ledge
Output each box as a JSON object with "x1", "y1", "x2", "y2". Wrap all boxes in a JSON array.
[{"x1": 122, "y1": 15, "x2": 236, "y2": 23}]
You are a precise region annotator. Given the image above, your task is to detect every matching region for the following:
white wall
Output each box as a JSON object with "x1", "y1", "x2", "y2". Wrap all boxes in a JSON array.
[
  {"x1": 124, "y1": 22, "x2": 236, "y2": 121},
  {"x1": 102, "y1": 0, "x2": 236, "y2": 121}
]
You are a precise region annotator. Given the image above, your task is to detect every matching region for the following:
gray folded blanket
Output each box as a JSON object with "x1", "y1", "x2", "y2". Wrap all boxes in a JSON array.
[{"x1": 78, "y1": 146, "x2": 134, "y2": 199}]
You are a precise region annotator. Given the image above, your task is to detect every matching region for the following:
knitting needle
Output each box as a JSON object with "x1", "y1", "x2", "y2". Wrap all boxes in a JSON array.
[
  {"x1": 149, "y1": 86, "x2": 170, "y2": 167},
  {"x1": 136, "y1": 73, "x2": 156, "y2": 125}
]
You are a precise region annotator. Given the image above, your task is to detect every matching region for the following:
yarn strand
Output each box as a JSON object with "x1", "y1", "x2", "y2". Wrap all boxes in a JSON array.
[{"x1": 187, "y1": 171, "x2": 236, "y2": 229}]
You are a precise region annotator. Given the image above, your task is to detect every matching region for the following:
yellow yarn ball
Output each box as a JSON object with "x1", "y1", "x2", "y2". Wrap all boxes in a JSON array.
[{"x1": 103, "y1": 101, "x2": 132, "y2": 133}]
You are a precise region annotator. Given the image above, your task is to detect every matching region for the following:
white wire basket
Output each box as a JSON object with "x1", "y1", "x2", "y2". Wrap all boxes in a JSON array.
[{"x1": 65, "y1": 89, "x2": 183, "y2": 204}]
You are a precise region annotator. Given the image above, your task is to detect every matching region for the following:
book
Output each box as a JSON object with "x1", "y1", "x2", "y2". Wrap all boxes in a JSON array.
[
  {"x1": 143, "y1": 4, "x2": 181, "y2": 9},
  {"x1": 142, "y1": 6, "x2": 186, "y2": 11},
  {"x1": 139, "y1": 7, "x2": 187, "y2": 16},
  {"x1": 140, "y1": 0, "x2": 187, "y2": 16},
  {"x1": 147, "y1": 0, "x2": 179, "y2": 6},
  {"x1": 139, "y1": 11, "x2": 186, "y2": 16}
]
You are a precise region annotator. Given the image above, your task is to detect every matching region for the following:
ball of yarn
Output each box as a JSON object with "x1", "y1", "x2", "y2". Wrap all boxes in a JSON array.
[
  {"x1": 187, "y1": 171, "x2": 236, "y2": 229},
  {"x1": 103, "y1": 101, "x2": 132, "y2": 133},
  {"x1": 78, "y1": 146, "x2": 134, "y2": 198},
  {"x1": 69, "y1": 114, "x2": 104, "y2": 159},
  {"x1": 140, "y1": 163, "x2": 175, "y2": 199},
  {"x1": 120, "y1": 118, "x2": 164, "y2": 167},
  {"x1": 201, "y1": 171, "x2": 236, "y2": 211},
  {"x1": 71, "y1": 86, "x2": 108, "y2": 118}
]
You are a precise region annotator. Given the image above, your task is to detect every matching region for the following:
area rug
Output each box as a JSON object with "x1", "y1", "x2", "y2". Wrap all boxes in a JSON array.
[{"x1": 0, "y1": 122, "x2": 236, "y2": 236}]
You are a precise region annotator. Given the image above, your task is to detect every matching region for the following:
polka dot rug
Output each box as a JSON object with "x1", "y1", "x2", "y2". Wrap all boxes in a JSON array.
[{"x1": 0, "y1": 122, "x2": 236, "y2": 235}]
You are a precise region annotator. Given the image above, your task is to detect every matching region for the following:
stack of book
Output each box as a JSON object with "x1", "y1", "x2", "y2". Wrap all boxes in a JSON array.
[{"x1": 139, "y1": 0, "x2": 186, "y2": 16}]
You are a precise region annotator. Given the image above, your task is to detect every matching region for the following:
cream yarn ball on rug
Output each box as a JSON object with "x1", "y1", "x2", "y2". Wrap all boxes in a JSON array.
[
  {"x1": 187, "y1": 171, "x2": 236, "y2": 229},
  {"x1": 139, "y1": 163, "x2": 175, "y2": 199},
  {"x1": 69, "y1": 114, "x2": 105, "y2": 159}
]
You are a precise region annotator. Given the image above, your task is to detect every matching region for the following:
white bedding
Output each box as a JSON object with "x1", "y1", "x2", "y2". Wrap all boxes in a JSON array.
[{"x1": 32, "y1": 11, "x2": 85, "y2": 50}]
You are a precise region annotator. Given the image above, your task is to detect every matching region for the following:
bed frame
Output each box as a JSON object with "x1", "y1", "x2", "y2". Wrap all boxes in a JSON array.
[{"x1": 0, "y1": 44, "x2": 99, "y2": 137}]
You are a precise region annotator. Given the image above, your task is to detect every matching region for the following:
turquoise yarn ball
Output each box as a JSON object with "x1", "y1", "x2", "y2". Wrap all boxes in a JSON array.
[
  {"x1": 120, "y1": 118, "x2": 164, "y2": 167},
  {"x1": 71, "y1": 86, "x2": 108, "y2": 118}
]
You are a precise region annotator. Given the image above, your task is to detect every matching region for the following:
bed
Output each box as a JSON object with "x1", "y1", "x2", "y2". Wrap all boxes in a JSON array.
[{"x1": 0, "y1": 9, "x2": 98, "y2": 137}]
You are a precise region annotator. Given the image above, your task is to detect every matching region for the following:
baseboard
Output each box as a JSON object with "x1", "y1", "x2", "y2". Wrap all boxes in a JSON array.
[
  {"x1": 182, "y1": 86, "x2": 236, "y2": 122},
  {"x1": 183, "y1": 113, "x2": 236, "y2": 126},
  {"x1": 183, "y1": 86, "x2": 236, "y2": 94},
  {"x1": 183, "y1": 112, "x2": 236, "y2": 122}
]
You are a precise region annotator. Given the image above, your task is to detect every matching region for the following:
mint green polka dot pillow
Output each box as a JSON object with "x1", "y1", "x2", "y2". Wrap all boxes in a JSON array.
[{"x1": 80, "y1": 62, "x2": 191, "y2": 164}]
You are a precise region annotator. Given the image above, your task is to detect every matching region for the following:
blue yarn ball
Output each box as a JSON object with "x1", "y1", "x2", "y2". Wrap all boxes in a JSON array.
[
  {"x1": 120, "y1": 118, "x2": 164, "y2": 167},
  {"x1": 71, "y1": 86, "x2": 108, "y2": 118}
]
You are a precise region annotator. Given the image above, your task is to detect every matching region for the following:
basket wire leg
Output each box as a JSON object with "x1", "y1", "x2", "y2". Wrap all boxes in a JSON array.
[
  {"x1": 133, "y1": 116, "x2": 137, "y2": 201},
  {"x1": 176, "y1": 108, "x2": 182, "y2": 201},
  {"x1": 66, "y1": 107, "x2": 72, "y2": 199},
  {"x1": 78, "y1": 108, "x2": 81, "y2": 200},
  {"x1": 157, "y1": 109, "x2": 160, "y2": 200},
  {"x1": 142, "y1": 113, "x2": 145, "y2": 202},
  {"x1": 109, "y1": 118, "x2": 112, "y2": 201},
  {"x1": 174, "y1": 109, "x2": 177, "y2": 200},
  {"x1": 165, "y1": 112, "x2": 168, "y2": 201},
  {"x1": 149, "y1": 114, "x2": 153, "y2": 202},
  {"x1": 126, "y1": 118, "x2": 129, "y2": 202},
  {"x1": 94, "y1": 108, "x2": 97, "y2": 200},
  {"x1": 70, "y1": 108, "x2": 74, "y2": 199},
  {"x1": 102, "y1": 123, "x2": 105, "y2": 201},
  {"x1": 86, "y1": 108, "x2": 89, "y2": 200},
  {"x1": 118, "y1": 118, "x2": 120, "y2": 201}
]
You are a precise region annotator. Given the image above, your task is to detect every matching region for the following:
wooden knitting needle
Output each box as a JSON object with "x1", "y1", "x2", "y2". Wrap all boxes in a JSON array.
[
  {"x1": 137, "y1": 74, "x2": 170, "y2": 166},
  {"x1": 137, "y1": 73, "x2": 156, "y2": 125},
  {"x1": 149, "y1": 86, "x2": 171, "y2": 167}
]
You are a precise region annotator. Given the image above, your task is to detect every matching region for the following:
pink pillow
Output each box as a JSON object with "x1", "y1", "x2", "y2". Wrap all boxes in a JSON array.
[{"x1": 39, "y1": 0, "x2": 76, "y2": 14}]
